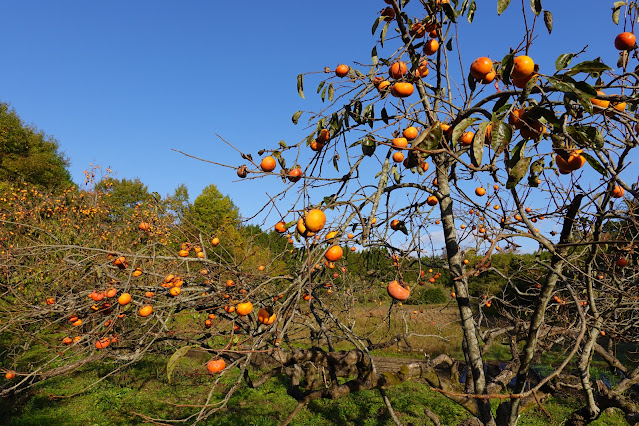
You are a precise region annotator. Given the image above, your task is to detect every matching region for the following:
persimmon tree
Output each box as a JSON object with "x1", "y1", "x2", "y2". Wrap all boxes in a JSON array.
[
  {"x1": 216, "y1": 0, "x2": 638, "y2": 424},
  {"x1": 2, "y1": 1, "x2": 639, "y2": 425}
]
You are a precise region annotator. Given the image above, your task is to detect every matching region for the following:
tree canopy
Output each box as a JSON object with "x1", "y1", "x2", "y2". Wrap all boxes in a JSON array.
[{"x1": 0, "y1": 102, "x2": 72, "y2": 192}]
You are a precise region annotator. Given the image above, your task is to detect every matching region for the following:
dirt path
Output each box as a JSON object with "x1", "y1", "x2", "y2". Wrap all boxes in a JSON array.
[{"x1": 371, "y1": 356, "x2": 427, "y2": 373}]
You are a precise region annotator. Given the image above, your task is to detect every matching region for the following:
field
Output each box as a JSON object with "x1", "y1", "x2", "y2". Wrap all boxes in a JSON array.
[{"x1": 0, "y1": 305, "x2": 629, "y2": 425}]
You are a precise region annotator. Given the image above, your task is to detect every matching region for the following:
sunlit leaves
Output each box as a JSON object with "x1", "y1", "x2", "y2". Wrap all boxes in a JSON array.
[
  {"x1": 467, "y1": 0, "x2": 476, "y2": 23},
  {"x1": 547, "y1": 76, "x2": 594, "y2": 114},
  {"x1": 500, "y1": 53, "x2": 514, "y2": 85},
  {"x1": 297, "y1": 74, "x2": 305, "y2": 99},
  {"x1": 442, "y1": 2, "x2": 457, "y2": 22},
  {"x1": 555, "y1": 53, "x2": 574, "y2": 71},
  {"x1": 566, "y1": 126, "x2": 605, "y2": 150},
  {"x1": 543, "y1": 10, "x2": 552, "y2": 34},
  {"x1": 491, "y1": 121, "x2": 512, "y2": 156},
  {"x1": 413, "y1": 122, "x2": 443, "y2": 153},
  {"x1": 167, "y1": 346, "x2": 192, "y2": 384},
  {"x1": 471, "y1": 121, "x2": 490, "y2": 167},
  {"x1": 530, "y1": 0, "x2": 542, "y2": 15},
  {"x1": 582, "y1": 152, "x2": 607, "y2": 176},
  {"x1": 612, "y1": 1, "x2": 626, "y2": 25},
  {"x1": 291, "y1": 111, "x2": 303, "y2": 125},
  {"x1": 507, "y1": 156, "x2": 532, "y2": 189},
  {"x1": 380, "y1": 22, "x2": 390, "y2": 46},
  {"x1": 372, "y1": 16, "x2": 384, "y2": 35},
  {"x1": 497, "y1": 0, "x2": 512, "y2": 15},
  {"x1": 565, "y1": 60, "x2": 612, "y2": 77}
]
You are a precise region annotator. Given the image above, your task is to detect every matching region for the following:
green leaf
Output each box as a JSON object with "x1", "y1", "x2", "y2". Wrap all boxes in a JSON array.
[
  {"x1": 362, "y1": 137, "x2": 376, "y2": 156},
  {"x1": 446, "y1": 38, "x2": 454, "y2": 51},
  {"x1": 443, "y1": 2, "x2": 457, "y2": 22},
  {"x1": 317, "y1": 81, "x2": 325, "y2": 94},
  {"x1": 372, "y1": 16, "x2": 384, "y2": 35},
  {"x1": 468, "y1": 0, "x2": 476, "y2": 23},
  {"x1": 292, "y1": 111, "x2": 303, "y2": 125},
  {"x1": 498, "y1": 0, "x2": 512, "y2": 15},
  {"x1": 352, "y1": 100, "x2": 363, "y2": 123},
  {"x1": 492, "y1": 95, "x2": 510, "y2": 114},
  {"x1": 451, "y1": 117, "x2": 478, "y2": 147},
  {"x1": 509, "y1": 140, "x2": 526, "y2": 168},
  {"x1": 329, "y1": 112, "x2": 341, "y2": 135},
  {"x1": 518, "y1": 74, "x2": 538, "y2": 103},
  {"x1": 543, "y1": 10, "x2": 552, "y2": 33},
  {"x1": 371, "y1": 46, "x2": 378, "y2": 66},
  {"x1": 612, "y1": 2, "x2": 626, "y2": 25},
  {"x1": 471, "y1": 121, "x2": 489, "y2": 167},
  {"x1": 582, "y1": 152, "x2": 607, "y2": 176},
  {"x1": 381, "y1": 107, "x2": 390, "y2": 124},
  {"x1": 167, "y1": 345, "x2": 192, "y2": 384},
  {"x1": 328, "y1": 84, "x2": 335, "y2": 102},
  {"x1": 547, "y1": 75, "x2": 575, "y2": 93},
  {"x1": 467, "y1": 73, "x2": 477, "y2": 92},
  {"x1": 363, "y1": 104, "x2": 375, "y2": 128},
  {"x1": 573, "y1": 81, "x2": 597, "y2": 97},
  {"x1": 413, "y1": 122, "x2": 444, "y2": 153},
  {"x1": 528, "y1": 158, "x2": 544, "y2": 187},
  {"x1": 530, "y1": 0, "x2": 542, "y2": 15},
  {"x1": 390, "y1": 164, "x2": 400, "y2": 184},
  {"x1": 333, "y1": 154, "x2": 339, "y2": 171},
  {"x1": 320, "y1": 86, "x2": 326, "y2": 102},
  {"x1": 279, "y1": 140, "x2": 287, "y2": 148},
  {"x1": 565, "y1": 126, "x2": 604, "y2": 150},
  {"x1": 491, "y1": 121, "x2": 512, "y2": 155},
  {"x1": 500, "y1": 53, "x2": 515, "y2": 85},
  {"x1": 297, "y1": 74, "x2": 305, "y2": 99},
  {"x1": 507, "y1": 157, "x2": 532, "y2": 189},
  {"x1": 529, "y1": 107, "x2": 561, "y2": 128},
  {"x1": 343, "y1": 105, "x2": 350, "y2": 128},
  {"x1": 555, "y1": 53, "x2": 574, "y2": 71},
  {"x1": 380, "y1": 22, "x2": 390, "y2": 47},
  {"x1": 566, "y1": 60, "x2": 612, "y2": 76},
  {"x1": 277, "y1": 156, "x2": 286, "y2": 170}
]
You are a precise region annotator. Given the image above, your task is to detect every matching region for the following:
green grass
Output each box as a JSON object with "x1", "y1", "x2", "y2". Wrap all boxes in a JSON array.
[
  {"x1": 2, "y1": 305, "x2": 637, "y2": 425},
  {"x1": 2, "y1": 352, "x2": 629, "y2": 426}
]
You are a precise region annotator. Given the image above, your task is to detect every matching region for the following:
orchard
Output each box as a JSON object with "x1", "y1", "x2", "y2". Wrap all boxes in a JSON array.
[{"x1": 1, "y1": 1, "x2": 639, "y2": 425}]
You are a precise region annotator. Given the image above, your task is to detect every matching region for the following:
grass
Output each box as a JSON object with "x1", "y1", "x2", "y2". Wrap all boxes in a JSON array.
[
  {"x1": 1, "y1": 304, "x2": 637, "y2": 425},
  {"x1": 2, "y1": 358, "x2": 630, "y2": 426}
]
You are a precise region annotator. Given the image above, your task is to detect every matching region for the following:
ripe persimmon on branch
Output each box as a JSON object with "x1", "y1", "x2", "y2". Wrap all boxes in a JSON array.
[{"x1": 2, "y1": 1, "x2": 639, "y2": 425}]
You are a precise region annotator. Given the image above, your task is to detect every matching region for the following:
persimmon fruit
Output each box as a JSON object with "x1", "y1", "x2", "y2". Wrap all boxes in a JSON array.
[
  {"x1": 391, "y1": 82, "x2": 414, "y2": 97},
  {"x1": 139, "y1": 305, "x2": 153, "y2": 317},
  {"x1": 387, "y1": 280, "x2": 410, "y2": 301},
  {"x1": 389, "y1": 61, "x2": 408, "y2": 79},
  {"x1": 236, "y1": 301, "x2": 253, "y2": 316},
  {"x1": 335, "y1": 64, "x2": 349, "y2": 77},
  {"x1": 512, "y1": 55, "x2": 535, "y2": 79},
  {"x1": 207, "y1": 359, "x2": 226, "y2": 374},
  {"x1": 260, "y1": 156, "x2": 277, "y2": 172},
  {"x1": 325, "y1": 245, "x2": 343, "y2": 262},
  {"x1": 304, "y1": 209, "x2": 326, "y2": 233},
  {"x1": 470, "y1": 57, "x2": 493, "y2": 80},
  {"x1": 615, "y1": 32, "x2": 636, "y2": 51},
  {"x1": 257, "y1": 307, "x2": 276, "y2": 325}
]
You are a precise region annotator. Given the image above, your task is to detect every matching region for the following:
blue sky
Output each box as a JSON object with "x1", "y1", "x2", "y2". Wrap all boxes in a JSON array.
[{"x1": 0, "y1": 1, "x2": 631, "y2": 239}]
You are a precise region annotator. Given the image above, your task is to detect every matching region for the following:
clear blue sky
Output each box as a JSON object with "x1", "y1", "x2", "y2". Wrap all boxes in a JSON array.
[{"x1": 0, "y1": 1, "x2": 629, "y2": 233}]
